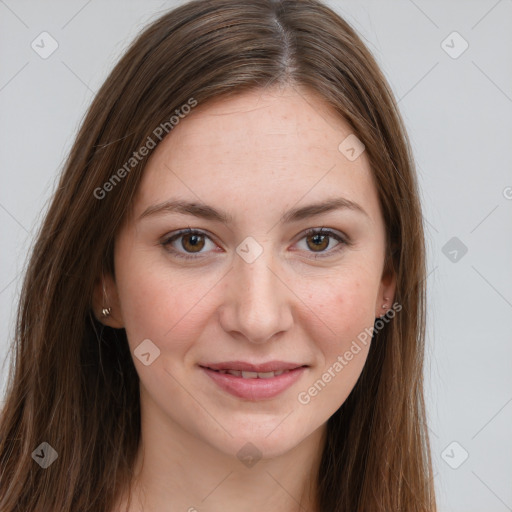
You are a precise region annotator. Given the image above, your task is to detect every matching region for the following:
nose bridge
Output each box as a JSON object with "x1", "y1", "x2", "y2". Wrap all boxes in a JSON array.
[{"x1": 222, "y1": 237, "x2": 293, "y2": 344}]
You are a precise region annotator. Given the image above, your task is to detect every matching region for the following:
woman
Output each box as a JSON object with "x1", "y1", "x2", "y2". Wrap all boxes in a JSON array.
[{"x1": 0, "y1": 0, "x2": 436, "y2": 510}]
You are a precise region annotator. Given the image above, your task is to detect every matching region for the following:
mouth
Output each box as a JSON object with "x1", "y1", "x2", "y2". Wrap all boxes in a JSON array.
[
  {"x1": 201, "y1": 367, "x2": 304, "y2": 378},
  {"x1": 199, "y1": 360, "x2": 308, "y2": 376},
  {"x1": 198, "y1": 361, "x2": 309, "y2": 400}
]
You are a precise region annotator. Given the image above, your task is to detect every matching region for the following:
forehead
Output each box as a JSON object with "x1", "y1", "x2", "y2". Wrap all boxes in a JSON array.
[
  {"x1": 162, "y1": 86, "x2": 358, "y2": 165},
  {"x1": 132, "y1": 86, "x2": 381, "y2": 226}
]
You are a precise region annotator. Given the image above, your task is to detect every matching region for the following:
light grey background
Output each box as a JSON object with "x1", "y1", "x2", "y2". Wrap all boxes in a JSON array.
[{"x1": 1, "y1": 1, "x2": 511, "y2": 511}]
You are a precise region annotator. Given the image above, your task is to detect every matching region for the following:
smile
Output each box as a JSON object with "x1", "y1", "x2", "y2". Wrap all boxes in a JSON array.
[
  {"x1": 199, "y1": 364, "x2": 308, "y2": 400},
  {"x1": 207, "y1": 368, "x2": 292, "y2": 378}
]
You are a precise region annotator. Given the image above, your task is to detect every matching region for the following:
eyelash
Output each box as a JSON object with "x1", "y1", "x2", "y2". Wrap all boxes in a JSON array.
[{"x1": 160, "y1": 227, "x2": 348, "y2": 261}]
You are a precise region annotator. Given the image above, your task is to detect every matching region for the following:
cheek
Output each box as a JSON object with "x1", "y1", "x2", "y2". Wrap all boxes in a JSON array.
[
  {"x1": 114, "y1": 248, "x2": 214, "y2": 356},
  {"x1": 314, "y1": 282, "x2": 375, "y2": 370},
  {"x1": 294, "y1": 264, "x2": 379, "y2": 408},
  {"x1": 301, "y1": 264, "x2": 380, "y2": 342}
]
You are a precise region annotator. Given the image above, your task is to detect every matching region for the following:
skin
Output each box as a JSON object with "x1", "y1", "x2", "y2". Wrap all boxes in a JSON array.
[{"x1": 95, "y1": 85, "x2": 396, "y2": 512}]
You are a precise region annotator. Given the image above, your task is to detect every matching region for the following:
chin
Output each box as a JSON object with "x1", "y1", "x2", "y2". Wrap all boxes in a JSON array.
[{"x1": 204, "y1": 419, "x2": 317, "y2": 462}]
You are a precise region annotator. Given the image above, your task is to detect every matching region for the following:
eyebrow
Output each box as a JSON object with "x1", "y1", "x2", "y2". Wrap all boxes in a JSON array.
[{"x1": 138, "y1": 197, "x2": 369, "y2": 224}]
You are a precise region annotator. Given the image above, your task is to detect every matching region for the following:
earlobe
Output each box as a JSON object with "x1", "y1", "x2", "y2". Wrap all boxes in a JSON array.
[
  {"x1": 375, "y1": 267, "x2": 397, "y2": 319},
  {"x1": 92, "y1": 273, "x2": 124, "y2": 328}
]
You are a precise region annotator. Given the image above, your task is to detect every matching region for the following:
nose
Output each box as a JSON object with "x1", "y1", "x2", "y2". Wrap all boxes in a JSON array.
[{"x1": 218, "y1": 245, "x2": 294, "y2": 344}]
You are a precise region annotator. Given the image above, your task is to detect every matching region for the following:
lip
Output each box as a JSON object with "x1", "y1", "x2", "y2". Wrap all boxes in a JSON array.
[
  {"x1": 201, "y1": 360, "x2": 306, "y2": 373},
  {"x1": 199, "y1": 362, "x2": 308, "y2": 400}
]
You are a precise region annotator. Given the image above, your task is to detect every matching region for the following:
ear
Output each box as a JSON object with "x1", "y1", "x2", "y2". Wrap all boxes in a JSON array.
[
  {"x1": 375, "y1": 262, "x2": 397, "y2": 319},
  {"x1": 92, "y1": 272, "x2": 124, "y2": 328}
]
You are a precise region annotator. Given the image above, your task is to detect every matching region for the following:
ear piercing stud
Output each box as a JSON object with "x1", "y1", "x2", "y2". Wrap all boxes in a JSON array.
[
  {"x1": 102, "y1": 307, "x2": 112, "y2": 318},
  {"x1": 382, "y1": 297, "x2": 390, "y2": 309}
]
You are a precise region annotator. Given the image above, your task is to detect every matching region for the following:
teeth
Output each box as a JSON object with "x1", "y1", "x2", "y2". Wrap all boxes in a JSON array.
[
  {"x1": 213, "y1": 368, "x2": 291, "y2": 378},
  {"x1": 258, "y1": 371, "x2": 276, "y2": 379}
]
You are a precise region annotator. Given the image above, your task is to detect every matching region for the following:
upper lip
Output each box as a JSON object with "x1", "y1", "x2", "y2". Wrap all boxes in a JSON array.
[{"x1": 200, "y1": 360, "x2": 308, "y2": 372}]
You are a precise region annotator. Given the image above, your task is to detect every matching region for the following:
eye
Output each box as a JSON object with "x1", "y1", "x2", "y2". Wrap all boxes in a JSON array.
[
  {"x1": 161, "y1": 228, "x2": 216, "y2": 260},
  {"x1": 295, "y1": 227, "x2": 347, "y2": 258}
]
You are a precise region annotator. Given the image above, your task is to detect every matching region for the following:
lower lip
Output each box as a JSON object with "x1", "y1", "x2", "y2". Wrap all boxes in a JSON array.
[{"x1": 200, "y1": 366, "x2": 307, "y2": 400}]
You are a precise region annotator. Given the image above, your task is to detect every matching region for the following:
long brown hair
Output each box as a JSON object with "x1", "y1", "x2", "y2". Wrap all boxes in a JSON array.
[{"x1": 0, "y1": 1, "x2": 436, "y2": 510}]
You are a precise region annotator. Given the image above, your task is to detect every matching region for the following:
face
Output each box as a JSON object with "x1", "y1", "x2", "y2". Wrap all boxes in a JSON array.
[{"x1": 97, "y1": 85, "x2": 395, "y2": 460}]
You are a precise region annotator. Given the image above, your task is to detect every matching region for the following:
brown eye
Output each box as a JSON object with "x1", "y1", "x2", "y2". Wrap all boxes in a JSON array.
[
  {"x1": 297, "y1": 228, "x2": 347, "y2": 258},
  {"x1": 305, "y1": 231, "x2": 330, "y2": 252},
  {"x1": 180, "y1": 232, "x2": 205, "y2": 253},
  {"x1": 161, "y1": 229, "x2": 215, "y2": 260}
]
